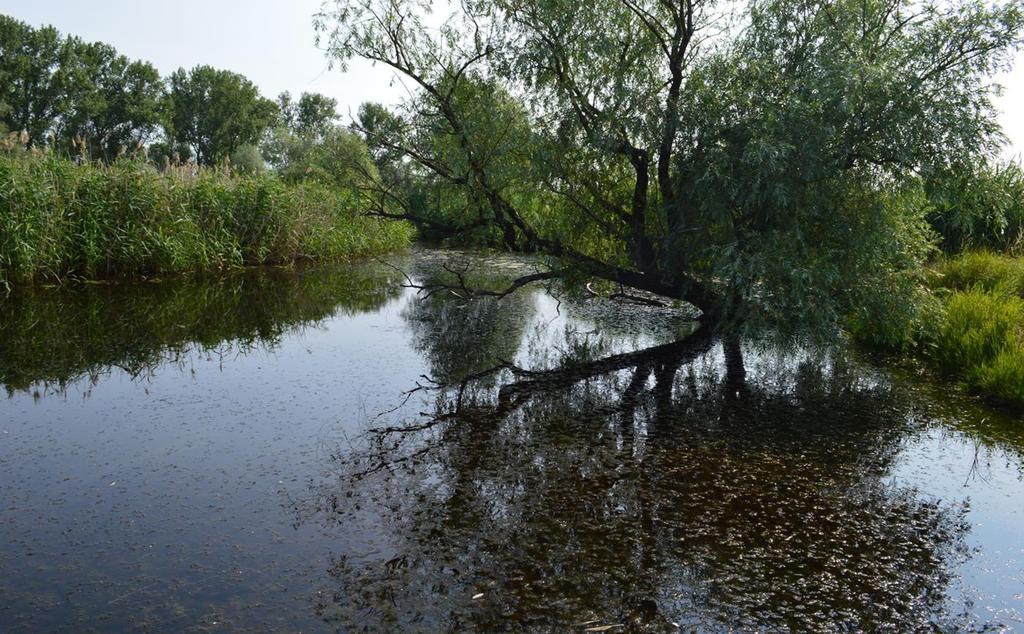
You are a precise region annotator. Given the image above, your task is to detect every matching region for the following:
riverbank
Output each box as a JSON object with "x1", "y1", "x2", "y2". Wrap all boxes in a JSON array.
[
  {"x1": 925, "y1": 251, "x2": 1024, "y2": 407},
  {"x1": 0, "y1": 152, "x2": 414, "y2": 286},
  {"x1": 858, "y1": 251, "x2": 1024, "y2": 408}
]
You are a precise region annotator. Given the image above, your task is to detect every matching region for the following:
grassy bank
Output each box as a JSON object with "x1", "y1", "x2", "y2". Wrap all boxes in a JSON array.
[
  {"x1": 0, "y1": 152, "x2": 413, "y2": 286},
  {"x1": 923, "y1": 252, "x2": 1024, "y2": 407}
]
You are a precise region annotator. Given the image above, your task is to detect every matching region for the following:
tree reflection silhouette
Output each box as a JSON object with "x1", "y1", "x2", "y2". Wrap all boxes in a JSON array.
[{"x1": 299, "y1": 289, "x2": 970, "y2": 632}]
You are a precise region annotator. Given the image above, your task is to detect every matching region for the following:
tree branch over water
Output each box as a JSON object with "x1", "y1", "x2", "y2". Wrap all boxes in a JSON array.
[{"x1": 318, "y1": 0, "x2": 1023, "y2": 338}]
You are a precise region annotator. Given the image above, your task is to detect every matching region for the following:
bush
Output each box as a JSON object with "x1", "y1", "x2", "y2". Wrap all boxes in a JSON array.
[
  {"x1": 229, "y1": 144, "x2": 266, "y2": 176},
  {"x1": 0, "y1": 152, "x2": 413, "y2": 285}
]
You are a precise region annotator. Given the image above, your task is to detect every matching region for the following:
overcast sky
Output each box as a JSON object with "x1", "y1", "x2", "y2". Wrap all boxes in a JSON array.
[{"x1": 3, "y1": 0, "x2": 1022, "y2": 156}]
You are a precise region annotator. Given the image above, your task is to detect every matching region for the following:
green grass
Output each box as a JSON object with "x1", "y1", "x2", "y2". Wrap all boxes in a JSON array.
[
  {"x1": 931, "y1": 250, "x2": 1024, "y2": 295},
  {"x1": 0, "y1": 151, "x2": 414, "y2": 285},
  {"x1": 853, "y1": 250, "x2": 1024, "y2": 409},
  {"x1": 921, "y1": 252, "x2": 1024, "y2": 408}
]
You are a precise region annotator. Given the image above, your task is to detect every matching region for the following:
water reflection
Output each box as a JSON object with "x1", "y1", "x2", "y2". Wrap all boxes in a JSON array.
[
  {"x1": 298, "y1": 285, "x2": 977, "y2": 632},
  {"x1": 0, "y1": 251, "x2": 1020, "y2": 632},
  {"x1": 402, "y1": 260, "x2": 538, "y2": 383},
  {"x1": 0, "y1": 263, "x2": 404, "y2": 394}
]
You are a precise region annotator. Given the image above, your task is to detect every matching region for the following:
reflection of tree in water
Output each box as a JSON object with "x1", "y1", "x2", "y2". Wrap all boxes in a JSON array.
[
  {"x1": 297, "y1": 297, "x2": 972, "y2": 632},
  {"x1": 401, "y1": 257, "x2": 539, "y2": 383},
  {"x1": 0, "y1": 262, "x2": 404, "y2": 393}
]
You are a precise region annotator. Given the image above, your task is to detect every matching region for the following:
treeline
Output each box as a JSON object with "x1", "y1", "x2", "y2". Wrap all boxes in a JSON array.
[
  {"x1": 0, "y1": 14, "x2": 367, "y2": 178},
  {"x1": 0, "y1": 15, "x2": 415, "y2": 285}
]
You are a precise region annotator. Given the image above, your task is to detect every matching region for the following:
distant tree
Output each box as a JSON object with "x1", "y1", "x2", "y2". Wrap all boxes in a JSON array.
[
  {"x1": 263, "y1": 91, "x2": 340, "y2": 171},
  {"x1": 0, "y1": 15, "x2": 70, "y2": 146},
  {"x1": 229, "y1": 143, "x2": 266, "y2": 175},
  {"x1": 302, "y1": 126, "x2": 378, "y2": 186},
  {"x1": 265, "y1": 123, "x2": 377, "y2": 187},
  {"x1": 164, "y1": 65, "x2": 278, "y2": 165},
  {"x1": 59, "y1": 39, "x2": 164, "y2": 161},
  {"x1": 356, "y1": 102, "x2": 407, "y2": 182},
  {"x1": 275, "y1": 91, "x2": 339, "y2": 139},
  {"x1": 262, "y1": 91, "x2": 372, "y2": 186},
  {"x1": 146, "y1": 139, "x2": 192, "y2": 169}
]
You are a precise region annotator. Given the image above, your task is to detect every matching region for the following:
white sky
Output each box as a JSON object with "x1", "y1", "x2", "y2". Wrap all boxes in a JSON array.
[{"x1": 2, "y1": 0, "x2": 1022, "y2": 156}]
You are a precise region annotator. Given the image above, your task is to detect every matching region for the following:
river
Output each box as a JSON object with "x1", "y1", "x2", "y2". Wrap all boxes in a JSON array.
[{"x1": 1, "y1": 250, "x2": 1022, "y2": 632}]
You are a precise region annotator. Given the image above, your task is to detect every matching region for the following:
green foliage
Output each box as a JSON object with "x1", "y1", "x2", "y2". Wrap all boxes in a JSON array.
[
  {"x1": 272, "y1": 127, "x2": 378, "y2": 188},
  {"x1": 676, "y1": 0, "x2": 1021, "y2": 335},
  {"x1": 319, "y1": 0, "x2": 1023, "y2": 340},
  {"x1": 0, "y1": 15, "x2": 164, "y2": 156},
  {"x1": 261, "y1": 92, "x2": 378, "y2": 192},
  {"x1": 930, "y1": 288, "x2": 1021, "y2": 375},
  {"x1": 861, "y1": 251, "x2": 1024, "y2": 408},
  {"x1": 974, "y1": 347, "x2": 1024, "y2": 405},
  {"x1": 0, "y1": 15, "x2": 69, "y2": 146},
  {"x1": 932, "y1": 250, "x2": 1024, "y2": 295},
  {"x1": 229, "y1": 143, "x2": 266, "y2": 176},
  {"x1": 57, "y1": 39, "x2": 164, "y2": 161},
  {"x1": 925, "y1": 160, "x2": 1024, "y2": 254},
  {"x1": 0, "y1": 151, "x2": 413, "y2": 285},
  {"x1": 927, "y1": 287, "x2": 1024, "y2": 406},
  {"x1": 275, "y1": 91, "x2": 339, "y2": 139},
  {"x1": 164, "y1": 65, "x2": 278, "y2": 165}
]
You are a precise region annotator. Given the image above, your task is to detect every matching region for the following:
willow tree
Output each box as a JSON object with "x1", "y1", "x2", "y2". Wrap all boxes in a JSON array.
[{"x1": 316, "y1": 0, "x2": 1022, "y2": 337}]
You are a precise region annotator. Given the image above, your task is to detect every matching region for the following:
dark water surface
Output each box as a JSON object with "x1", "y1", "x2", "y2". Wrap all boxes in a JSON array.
[{"x1": 1, "y1": 251, "x2": 1022, "y2": 632}]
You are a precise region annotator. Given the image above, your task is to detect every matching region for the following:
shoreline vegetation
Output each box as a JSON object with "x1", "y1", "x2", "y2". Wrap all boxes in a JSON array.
[
  {"x1": 3, "y1": 4, "x2": 1024, "y2": 411},
  {"x1": 1, "y1": 12, "x2": 414, "y2": 289},
  {"x1": 856, "y1": 250, "x2": 1024, "y2": 410},
  {"x1": 924, "y1": 252, "x2": 1024, "y2": 408},
  {"x1": 0, "y1": 149, "x2": 413, "y2": 287},
  {"x1": 2, "y1": 142, "x2": 1022, "y2": 411}
]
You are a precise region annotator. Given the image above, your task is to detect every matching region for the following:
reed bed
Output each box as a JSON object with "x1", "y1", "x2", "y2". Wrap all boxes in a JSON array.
[
  {"x1": 924, "y1": 253, "x2": 1024, "y2": 407},
  {"x1": 0, "y1": 151, "x2": 413, "y2": 285}
]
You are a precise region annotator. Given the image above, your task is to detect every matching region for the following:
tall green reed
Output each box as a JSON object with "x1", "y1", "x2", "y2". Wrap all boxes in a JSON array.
[{"x1": 0, "y1": 150, "x2": 413, "y2": 285}]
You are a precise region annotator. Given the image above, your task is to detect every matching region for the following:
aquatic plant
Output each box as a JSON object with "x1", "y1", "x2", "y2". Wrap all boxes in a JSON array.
[
  {"x1": 0, "y1": 151, "x2": 414, "y2": 285},
  {"x1": 928, "y1": 286, "x2": 1024, "y2": 407}
]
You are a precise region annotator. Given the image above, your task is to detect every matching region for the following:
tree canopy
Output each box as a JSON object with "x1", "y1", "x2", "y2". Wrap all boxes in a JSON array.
[
  {"x1": 164, "y1": 65, "x2": 278, "y2": 166},
  {"x1": 261, "y1": 90, "x2": 376, "y2": 188},
  {"x1": 58, "y1": 40, "x2": 164, "y2": 161},
  {"x1": 317, "y1": 0, "x2": 1023, "y2": 339},
  {"x1": 0, "y1": 15, "x2": 309, "y2": 168},
  {"x1": 0, "y1": 16, "x2": 71, "y2": 147}
]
